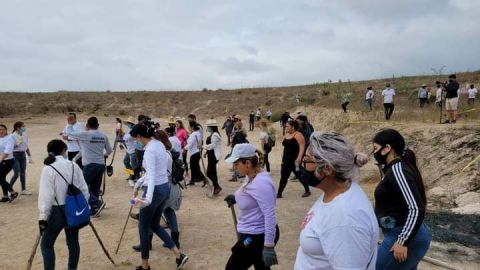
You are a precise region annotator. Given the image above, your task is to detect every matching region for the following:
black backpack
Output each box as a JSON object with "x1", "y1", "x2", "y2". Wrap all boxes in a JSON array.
[{"x1": 169, "y1": 150, "x2": 185, "y2": 185}]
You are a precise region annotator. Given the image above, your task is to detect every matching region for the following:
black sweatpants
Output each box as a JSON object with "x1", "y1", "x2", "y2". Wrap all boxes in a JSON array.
[
  {"x1": 277, "y1": 159, "x2": 309, "y2": 197},
  {"x1": 383, "y1": 103, "x2": 395, "y2": 120},
  {"x1": 206, "y1": 152, "x2": 220, "y2": 189},
  {"x1": 189, "y1": 152, "x2": 205, "y2": 182},
  {"x1": 225, "y1": 234, "x2": 269, "y2": 270},
  {"x1": 0, "y1": 159, "x2": 14, "y2": 196}
]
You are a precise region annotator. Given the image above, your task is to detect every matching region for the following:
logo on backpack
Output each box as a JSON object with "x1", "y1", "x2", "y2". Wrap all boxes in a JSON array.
[{"x1": 50, "y1": 164, "x2": 90, "y2": 230}]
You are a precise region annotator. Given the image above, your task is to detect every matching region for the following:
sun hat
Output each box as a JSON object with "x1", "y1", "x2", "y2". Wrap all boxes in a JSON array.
[
  {"x1": 123, "y1": 116, "x2": 136, "y2": 124},
  {"x1": 206, "y1": 119, "x2": 218, "y2": 127},
  {"x1": 225, "y1": 143, "x2": 257, "y2": 163},
  {"x1": 422, "y1": 84, "x2": 427, "y2": 87},
  {"x1": 167, "y1": 116, "x2": 176, "y2": 124}
]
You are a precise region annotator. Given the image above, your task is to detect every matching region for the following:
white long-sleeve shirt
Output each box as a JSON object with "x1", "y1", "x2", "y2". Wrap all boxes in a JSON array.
[
  {"x1": 134, "y1": 139, "x2": 169, "y2": 205},
  {"x1": 0, "y1": 135, "x2": 15, "y2": 160},
  {"x1": 38, "y1": 156, "x2": 89, "y2": 221},
  {"x1": 62, "y1": 122, "x2": 84, "y2": 152},
  {"x1": 184, "y1": 130, "x2": 202, "y2": 156},
  {"x1": 169, "y1": 136, "x2": 183, "y2": 161},
  {"x1": 203, "y1": 132, "x2": 222, "y2": 161}
]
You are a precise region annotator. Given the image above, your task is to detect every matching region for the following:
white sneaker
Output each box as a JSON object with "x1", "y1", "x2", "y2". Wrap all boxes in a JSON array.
[
  {"x1": 21, "y1": 190, "x2": 32, "y2": 195},
  {"x1": 128, "y1": 180, "x2": 135, "y2": 187}
]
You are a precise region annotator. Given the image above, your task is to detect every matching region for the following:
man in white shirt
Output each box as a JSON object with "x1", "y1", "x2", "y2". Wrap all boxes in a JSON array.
[
  {"x1": 435, "y1": 82, "x2": 443, "y2": 108},
  {"x1": 382, "y1": 83, "x2": 395, "y2": 120},
  {"x1": 256, "y1": 108, "x2": 261, "y2": 121},
  {"x1": 61, "y1": 113, "x2": 84, "y2": 168},
  {"x1": 365, "y1": 86, "x2": 374, "y2": 111},
  {"x1": 468, "y1": 84, "x2": 478, "y2": 105}
]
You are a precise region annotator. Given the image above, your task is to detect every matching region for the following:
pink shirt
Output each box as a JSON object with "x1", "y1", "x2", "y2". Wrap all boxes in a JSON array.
[{"x1": 176, "y1": 128, "x2": 188, "y2": 148}]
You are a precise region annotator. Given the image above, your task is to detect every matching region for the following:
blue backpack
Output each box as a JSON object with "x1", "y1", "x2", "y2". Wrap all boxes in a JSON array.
[{"x1": 50, "y1": 164, "x2": 90, "y2": 229}]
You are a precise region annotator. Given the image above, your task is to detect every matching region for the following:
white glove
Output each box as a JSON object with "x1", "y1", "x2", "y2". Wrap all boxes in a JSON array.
[{"x1": 27, "y1": 155, "x2": 34, "y2": 164}]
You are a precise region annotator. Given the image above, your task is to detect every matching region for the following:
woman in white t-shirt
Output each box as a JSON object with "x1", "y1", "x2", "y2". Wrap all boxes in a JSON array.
[
  {"x1": 294, "y1": 132, "x2": 379, "y2": 270},
  {"x1": 0, "y1": 124, "x2": 18, "y2": 202},
  {"x1": 259, "y1": 120, "x2": 271, "y2": 172}
]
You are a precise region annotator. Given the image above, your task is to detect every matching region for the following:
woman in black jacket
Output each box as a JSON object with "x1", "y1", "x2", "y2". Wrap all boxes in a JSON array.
[{"x1": 373, "y1": 129, "x2": 431, "y2": 270}]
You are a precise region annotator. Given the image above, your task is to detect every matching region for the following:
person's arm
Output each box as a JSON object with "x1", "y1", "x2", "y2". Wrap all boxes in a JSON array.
[
  {"x1": 73, "y1": 163, "x2": 90, "y2": 201},
  {"x1": 64, "y1": 126, "x2": 90, "y2": 141},
  {"x1": 0, "y1": 136, "x2": 15, "y2": 162},
  {"x1": 143, "y1": 149, "x2": 155, "y2": 205},
  {"x1": 294, "y1": 132, "x2": 305, "y2": 165},
  {"x1": 104, "y1": 136, "x2": 113, "y2": 156},
  {"x1": 38, "y1": 167, "x2": 55, "y2": 221},
  {"x1": 183, "y1": 133, "x2": 194, "y2": 150},
  {"x1": 249, "y1": 180, "x2": 276, "y2": 246},
  {"x1": 203, "y1": 133, "x2": 219, "y2": 150}
]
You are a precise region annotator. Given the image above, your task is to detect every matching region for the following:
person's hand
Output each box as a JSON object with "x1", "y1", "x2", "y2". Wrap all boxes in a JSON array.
[
  {"x1": 224, "y1": 194, "x2": 236, "y2": 208},
  {"x1": 294, "y1": 159, "x2": 301, "y2": 168},
  {"x1": 38, "y1": 220, "x2": 48, "y2": 236},
  {"x1": 390, "y1": 242, "x2": 408, "y2": 262},
  {"x1": 262, "y1": 246, "x2": 278, "y2": 267},
  {"x1": 28, "y1": 156, "x2": 34, "y2": 164}
]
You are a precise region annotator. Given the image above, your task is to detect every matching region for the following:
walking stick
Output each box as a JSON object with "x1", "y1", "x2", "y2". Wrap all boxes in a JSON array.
[
  {"x1": 115, "y1": 205, "x2": 133, "y2": 254},
  {"x1": 89, "y1": 222, "x2": 117, "y2": 266},
  {"x1": 196, "y1": 137, "x2": 214, "y2": 198},
  {"x1": 225, "y1": 200, "x2": 240, "y2": 240},
  {"x1": 26, "y1": 234, "x2": 41, "y2": 270}
]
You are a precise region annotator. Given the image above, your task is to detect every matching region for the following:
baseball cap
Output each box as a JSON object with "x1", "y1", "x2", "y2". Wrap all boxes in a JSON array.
[{"x1": 225, "y1": 143, "x2": 257, "y2": 163}]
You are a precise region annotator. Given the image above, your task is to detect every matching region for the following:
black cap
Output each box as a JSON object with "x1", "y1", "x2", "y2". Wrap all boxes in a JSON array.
[
  {"x1": 367, "y1": 86, "x2": 372, "y2": 90},
  {"x1": 87, "y1": 117, "x2": 99, "y2": 129},
  {"x1": 448, "y1": 74, "x2": 456, "y2": 79}
]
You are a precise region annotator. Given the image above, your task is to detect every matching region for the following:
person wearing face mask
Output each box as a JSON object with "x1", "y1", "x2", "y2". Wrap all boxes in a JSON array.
[
  {"x1": 372, "y1": 129, "x2": 431, "y2": 269},
  {"x1": 294, "y1": 132, "x2": 378, "y2": 270},
  {"x1": 224, "y1": 143, "x2": 278, "y2": 270},
  {"x1": 10, "y1": 121, "x2": 34, "y2": 195},
  {"x1": 38, "y1": 139, "x2": 89, "y2": 270},
  {"x1": 184, "y1": 121, "x2": 206, "y2": 186},
  {"x1": 122, "y1": 117, "x2": 139, "y2": 186},
  {"x1": 0, "y1": 124, "x2": 18, "y2": 202},
  {"x1": 202, "y1": 119, "x2": 222, "y2": 195},
  {"x1": 64, "y1": 116, "x2": 112, "y2": 217},
  {"x1": 130, "y1": 124, "x2": 189, "y2": 270}
]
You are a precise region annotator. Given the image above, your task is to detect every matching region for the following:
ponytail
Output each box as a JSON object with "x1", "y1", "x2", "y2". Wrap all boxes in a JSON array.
[
  {"x1": 44, "y1": 139, "x2": 67, "y2": 165},
  {"x1": 402, "y1": 149, "x2": 427, "y2": 206}
]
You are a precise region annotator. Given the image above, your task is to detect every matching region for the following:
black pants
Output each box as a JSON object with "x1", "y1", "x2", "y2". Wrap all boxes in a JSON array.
[
  {"x1": 207, "y1": 152, "x2": 220, "y2": 189},
  {"x1": 277, "y1": 159, "x2": 309, "y2": 196},
  {"x1": 419, "y1": 98, "x2": 427, "y2": 108},
  {"x1": 67, "y1": 151, "x2": 83, "y2": 169},
  {"x1": 226, "y1": 132, "x2": 232, "y2": 145},
  {"x1": 182, "y1": 151, "x2": 188, "y2": 173},
  {"x1": 264, "y1": 151, "x2": 270, "y2": 172},
  {"x1": 189, "y1": 152, "x2": 205, "y2": 182},
  {"x1": 383, "y1": 103, "x2": 395, "y2": 120},
  {"x1": 134, "y1": 149, "x2": 145, "y2": 176},
  {"x1": 225, "y1": 234, "x2": 269, "y2": 270},
  {"x1": 0, "y1": 159, "x2": 14, "y2": 196},
  {"x1": 341, "y1": 101, "x2": 349, "y2": 112},
  {"x1": 249, "y1": 121, "x2": 254, "y2": 131}
]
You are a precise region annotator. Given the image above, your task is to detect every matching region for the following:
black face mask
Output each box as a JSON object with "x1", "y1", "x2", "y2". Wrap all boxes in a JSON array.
[
  {"x1": 373, "y1": 146, "x2": 389, "y2": 165},
  {"x1": 299, "y1": 165, "x2": 326, "y2": 187}
]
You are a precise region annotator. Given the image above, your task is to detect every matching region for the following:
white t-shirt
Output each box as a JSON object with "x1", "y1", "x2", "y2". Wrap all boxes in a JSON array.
[
  {"x1": 294, "y1": 182, "x2": 379, "y2": 270},
  {"x1": 63, "y1": 122, "x2": 84, "y2": 152},
  {"x1": 382, "y1": 88, "x2": 395, "y2": 104},
  {"x1": 468, "y1": 88, "x2": 478, "y2": 99},
  {"x1": 259, "y1": 131, "x2": 268, "y2": 148},
  {"x1": 365, "y1": 90, "x2": 374, "y2": 100},
  {"x1": 12, "y1": 132, "x2": 29, "y2": 152},
  {"x1": 169, "y1": 136, "x2": 183, "y2": 161},
  {"x1": 0, "y1": 135, "x2": 15, "y2": 160},
  {"x1": 436, "y1": 87, "x2": 443, "y2": 102}
]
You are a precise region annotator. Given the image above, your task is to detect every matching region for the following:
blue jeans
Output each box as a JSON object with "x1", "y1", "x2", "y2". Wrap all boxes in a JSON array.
[
  {"x1": 41, "y1": 206, "x2": 80, "y2": 270},
  {"x1": 10, "y1": 151, "x2": 27, "y2": 191},
  {"x1": 377, "y1": 222, "x2": 431, "y2": 270},
  {"x1": 139, "y1": 183, "x2": 176, "y2": 259},
  {"x1": 123, "y1": 152, "x2": 138, "y2": 171},
  {"x1": 82, "y1": 163, "x2": 105, "y2": 209}
]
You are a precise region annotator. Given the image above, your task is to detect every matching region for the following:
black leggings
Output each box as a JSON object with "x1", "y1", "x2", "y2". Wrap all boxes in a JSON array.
[
  {"x1": 264, "y1": 151, "x2": 270, "y2": 172},
  {"x1": 277, "y1": 159, "x2": 309, "y2": 196},
  {"x1": 383, "y1": 103, "x2": 395, "y2": 120},
  {"x1": 207, "y1": 152, "x2": 220, "y2": 189},
  {"x1": 182, "y1": 151, "x2": 188, "y2": 173},
  {"x1": 189, "y1": 152, "x2": 205, "y2": 182},
  {"x1": 0, "y1": 159, "x2": 14, "y2": 196}
]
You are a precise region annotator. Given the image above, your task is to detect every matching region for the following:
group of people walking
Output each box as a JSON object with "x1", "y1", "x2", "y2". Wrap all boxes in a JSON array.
[{"x1": 0, "y1": 99, "x2": 437, "y2": 270}]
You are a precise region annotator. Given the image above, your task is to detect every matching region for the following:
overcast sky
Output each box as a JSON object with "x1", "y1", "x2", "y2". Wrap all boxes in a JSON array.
[{"x1": 0, "y1": 0, "x2": 479, "y2": 92}]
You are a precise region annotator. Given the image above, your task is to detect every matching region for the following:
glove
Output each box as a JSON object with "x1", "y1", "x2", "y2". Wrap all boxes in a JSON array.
[
  {"x1": 224, "y1": 194, "x2": 236, "y2": 208},
  {"x1": 262, "y1": 246, "x2": 278, "y2": 267},
  {"x1": 38, "y1": 220, "x2": 48, "y2": 236},
  {"x1": 27, "y1": 155, "x2": 34, "y2": 164}
]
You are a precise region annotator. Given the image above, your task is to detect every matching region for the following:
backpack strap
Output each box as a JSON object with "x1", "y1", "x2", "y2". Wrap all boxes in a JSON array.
[{"x1": 49, "y1": 163, "x2": 76, "y2": 206}]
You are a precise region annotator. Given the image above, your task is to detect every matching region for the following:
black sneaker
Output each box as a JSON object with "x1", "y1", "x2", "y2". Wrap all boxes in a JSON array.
[
  {"x1": 9, "y1": 191, "x2": 18, "y2": 202},
  {"x1": 0, "y1": 197, "x2": 9, "y2": 202},
  {"x1": 93, "y1": 202, "x2": 106, "y2": 217},
  {"x1": 302, "y1": 191, "x2": 311, "y2": 198},
  {"x1": 176, "y1": 253, "x2": 189, "y2": 270}
]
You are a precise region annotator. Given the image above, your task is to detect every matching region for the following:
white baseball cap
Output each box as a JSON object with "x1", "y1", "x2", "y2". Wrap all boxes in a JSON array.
[{"x1": 225, "y1": 143, "x2": 257, "y2": 163}]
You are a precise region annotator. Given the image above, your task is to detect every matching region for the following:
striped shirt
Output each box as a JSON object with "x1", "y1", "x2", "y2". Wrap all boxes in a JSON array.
[{"x1": 374, "y1": 159, "x2": 425, "y2": 246}]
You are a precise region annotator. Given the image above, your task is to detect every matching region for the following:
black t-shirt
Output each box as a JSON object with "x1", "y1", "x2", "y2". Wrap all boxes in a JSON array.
[
  {"x1": 249, "y1": 113, "x2": 255, "y2": 122},
  {"x1": 445, "y1": 80, "x2": 459, "y2": 99}
]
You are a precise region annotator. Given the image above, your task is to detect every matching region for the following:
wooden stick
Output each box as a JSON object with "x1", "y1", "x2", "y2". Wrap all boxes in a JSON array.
[
  {"x1": 26, "y1": 234, "x2": 41, "y2": 270},
  {"x1": 89, "y1": 222, "x2": 116, "y2": 266},
  {"x1": 115, "y1": 205, "x2": 133, "y2": 254},
  {"x1": 423, "y1": 256, "x2": 462, "y2": 270}
]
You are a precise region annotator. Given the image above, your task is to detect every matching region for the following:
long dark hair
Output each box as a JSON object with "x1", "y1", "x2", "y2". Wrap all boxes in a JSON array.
[
  {"x1": 155, "y1": 130, "x2": 172, "y2": 150},
  {"x1": 130, "y1": 124, "x2": 155, "y2": 138},
  {"x1": 44, "y1": 139, "x2": 67, "y2": 165},
  {"x1": 189, "y1": 121, "x2": 200, "y2": 131},
  {"x1": 373, "y1": 129, "x2": 427, "y2": 205},
  {"x1": 13, "y1": 121, "x2": 24, "y2": 132},
  {"x1": 208, "y1": 126, "x2": 220, "y2": 135}
]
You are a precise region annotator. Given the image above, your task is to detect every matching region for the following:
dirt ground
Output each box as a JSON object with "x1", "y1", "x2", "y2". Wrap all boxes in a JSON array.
[{"x1": 0, "y1": 114, "x2": 478, "y2": 270}]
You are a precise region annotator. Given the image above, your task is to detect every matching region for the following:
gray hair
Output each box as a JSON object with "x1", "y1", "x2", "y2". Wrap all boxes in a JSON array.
[{"x1": 309, "y1": 132, "x2": 359, "y2": 182}]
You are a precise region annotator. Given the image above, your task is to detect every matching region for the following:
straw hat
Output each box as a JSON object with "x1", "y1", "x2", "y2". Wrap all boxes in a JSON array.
[
  {"x1": 167, "y1": 116, "x2": 176, "y2": 125},
  {"x1": 206, "y1": 119, "x2": 218, "y2": 127},
  {"x1": 123, "y1": 116, "x2": 136, "y2": 124}
]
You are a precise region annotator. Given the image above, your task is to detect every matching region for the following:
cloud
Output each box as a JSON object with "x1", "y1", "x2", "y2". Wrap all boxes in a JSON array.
[{"x1": 0, "y1": 0, "x2": 478, "y2": 91}]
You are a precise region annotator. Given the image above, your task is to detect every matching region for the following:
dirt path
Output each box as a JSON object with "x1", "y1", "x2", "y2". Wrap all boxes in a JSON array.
[{"x1": 0, "y1": 114, "x2": 477, "y2": 270}]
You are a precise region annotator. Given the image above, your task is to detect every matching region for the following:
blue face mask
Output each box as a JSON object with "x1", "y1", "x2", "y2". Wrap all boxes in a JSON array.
[
  {"x1": 135, "y1": 140, "x2": 144, "y2": 149},
  {"x1": 21, "y1": 127, "x2": 27, "y2": 133},
  {"x1": 127, "y1": 123, "x2": 134, "y2": 129}
]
